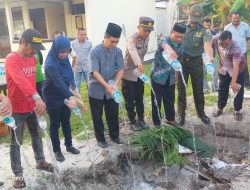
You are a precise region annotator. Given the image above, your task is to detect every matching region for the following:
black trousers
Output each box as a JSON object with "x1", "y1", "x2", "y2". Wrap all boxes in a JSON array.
[
  {"x1": 36, "y1": 81, "x2": 44, "y2": 100},
  {"x1": 122, "y1": 78, "x2": 144, "y2": 123},
  {"x1": 218, "y1": 71, "x2": 244, "y2": 111},
  {"x1": 177, "y1": 55, "x2": 205, "y2": 117},
  {"x1": 89, "y1": 96, "x2": 119, "y2": 142},
  {"x1": 47, "y1": 105, "x2": 72, "y2": 152},
  {"x1": 151, "y1": 79, "x2": 175, "y2": 125},
  {"x1": 244, "y1": 53, "x2": 249, "y2": 85}
]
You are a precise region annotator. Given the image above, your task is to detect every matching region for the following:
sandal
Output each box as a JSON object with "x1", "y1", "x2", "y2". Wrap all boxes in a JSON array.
[
  {"x1": 36, "y1": 162, "x2": 54, "y2": 172},
  {"x1": 13, "y1": 176, "x2": 26, "y2": 189},
  {"x1": 234, "y1": 111, "x2": 242, "y2": 121},
  {"x1": 213, "y1": 109, "x2": 223, "y2": 117}
]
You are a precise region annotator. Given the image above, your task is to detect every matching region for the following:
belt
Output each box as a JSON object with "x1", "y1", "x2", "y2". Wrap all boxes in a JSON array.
[{"x1": 183, "y1": 55, "x2": 201, "y2": 61}]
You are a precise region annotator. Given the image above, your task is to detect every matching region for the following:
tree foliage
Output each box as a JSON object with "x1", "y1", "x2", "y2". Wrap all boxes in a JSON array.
[{"x1": 177, "y1": 0, "x2": 250, "y2": 27}]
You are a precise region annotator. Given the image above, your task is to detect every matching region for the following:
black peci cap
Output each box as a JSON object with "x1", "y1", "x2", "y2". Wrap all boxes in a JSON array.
[
  {"x1": 173, "y1": 23, "x2": 186, "y2": 34},
  {"x1": 21, "y1": 28, "x2": 45, "y2": 51},
  {"x1": 106, "y1": 23, "x2": 122, "y2": 38}
]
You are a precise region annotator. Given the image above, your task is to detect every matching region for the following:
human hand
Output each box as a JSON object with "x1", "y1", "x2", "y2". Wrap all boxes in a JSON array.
[
  {"x1": 137, "y1": 63, "x2": 144, "y2": 75},
  {"x1": 34, "y1": 99, "x2": 46, "y2": 116},
  {"x1": 0, "y1": 95, "x2": 12, "y2": 116},
  {"x1": 231, "y1": 82, "x2": 240, "y2": 94},
  {"x1": 68, "y1": 96, "x2": 77, "y2": 109}
]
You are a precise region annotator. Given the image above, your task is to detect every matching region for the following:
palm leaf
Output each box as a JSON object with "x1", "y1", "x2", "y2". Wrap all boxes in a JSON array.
[{"x1": 230, "y1": 0, "x2": 244, "y2": 13}]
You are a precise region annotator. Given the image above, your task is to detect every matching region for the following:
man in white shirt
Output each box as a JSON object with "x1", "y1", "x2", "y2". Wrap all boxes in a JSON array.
[{"x1": 224, "y1": 12, "x2": 250, "y2": 88}]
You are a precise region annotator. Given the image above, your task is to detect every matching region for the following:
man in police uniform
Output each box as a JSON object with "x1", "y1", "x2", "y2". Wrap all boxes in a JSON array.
[
  {"x1": 177, "y1": 4, "x2": 214, "y2": 126},
  {"x1": 122, "y1": 16, "x2": 154, "y2": 131}
]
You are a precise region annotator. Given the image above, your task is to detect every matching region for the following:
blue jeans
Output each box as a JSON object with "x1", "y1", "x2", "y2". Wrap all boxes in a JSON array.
[
  {"x1": 75, "y1": 71, "x2": 89, "y2": 92},
  {"x1": 203, "y1": 59, "x2": 219, "y2": 90}
]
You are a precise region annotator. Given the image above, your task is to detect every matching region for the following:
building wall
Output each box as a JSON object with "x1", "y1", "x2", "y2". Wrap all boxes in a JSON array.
[
  {"x1": 84, "y1": 0, "x2": 157, "y2": 53},
  {"x1": 155, "y1": 7, "x2": 167, "y2": 36},
  {"x1": 64, "y1": 0, "x2": 87, "y2": 38},
  {"x1": 155, "y1": 0, "x2": 179, "y2": 37},
  {"x1": 44, "y1": 2, "x2": 66, "y2": 39}
]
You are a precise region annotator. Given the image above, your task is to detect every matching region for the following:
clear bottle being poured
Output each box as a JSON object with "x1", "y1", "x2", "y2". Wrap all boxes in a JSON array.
[
  {"x1": 108, "y1": 80, "x2": 123, "y2": 105},
  {"x1": 231, "y1": 84, "x2": 242, "y2": 99},
  {"x1": 0, "y1": 101, "x2": 17, "y2": 130},
  {"x1": 0, "y1": 101, "x2": 21, "y2": 146},
  {"x1": 202, "y1": 53, "x2": 214, "y2": 75},
  {"x1": 37, "y1": 115, "x2": 47, "y2": 130},
  {"x1": 161, "y1": 49, "x2": 182, "y2": 71},
  {"x1": 133, "y1": 68, "x2": 149, "y2": 84},
  {"x1": 64, "y1": 99, "x2": 81, "y2": 116}
]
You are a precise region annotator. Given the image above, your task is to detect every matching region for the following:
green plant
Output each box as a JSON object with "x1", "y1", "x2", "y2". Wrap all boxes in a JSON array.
[
  {"x1": 131, "y1": 125, "x2": 216, "y2": 168},
  {"x1": 131, "y1": 126, "x2": 186, "y2": 167},
  {"x1": 168, "y1": 126, "x2": 216, "y2": 158}
]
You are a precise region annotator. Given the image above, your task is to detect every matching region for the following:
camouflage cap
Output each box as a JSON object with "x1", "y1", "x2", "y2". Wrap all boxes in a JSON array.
[{"x1": 189, "y1": 4, "x2": 204, "y2": 23}]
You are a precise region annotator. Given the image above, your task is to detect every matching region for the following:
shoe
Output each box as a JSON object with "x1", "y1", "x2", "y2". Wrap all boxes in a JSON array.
[
  {"x1": 66, "y1": 146, "x2": 80, "y2": 154},
  {"x1": 130, "y1": 123, "x2": 141, "y2": 131},
  {"x1": 178, "y1": 116, "x2": 185, "y2": 126},
  {"x1": 234, "y1": 111, "x2": 242, "y2": 121},
  {"x1": 36, "y1": 162, "x2": 54, "y2": 172},
  {"x1": 138, "y1": 120, "x2": 149, "y2": 129},
  {"x1": 112, "y1": 138, "x2": 123, "y2": 144},
  {"x1": 97, "y1": 141, "x2": 108, "y2": 148},
  {"x1": 55, "y1": 151, "x2": 65, "y2": 162},
  {"x1": 13, "y1": 176, "x2": 26, "y2": 189},
  {"x1": 199, "y1": 115, "x2": 210, "y2": 125},
  {"x1": 0, "y1": 181, "x2": 3, "y2": 186},
  {"x1": 213, "y1": 109, "x2": 223, "y2": 117}
]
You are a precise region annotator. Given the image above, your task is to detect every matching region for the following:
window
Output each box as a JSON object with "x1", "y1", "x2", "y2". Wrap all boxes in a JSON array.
[
  {"x1": 71, "y1": 3, "x2": 85, "y2": 15},
  {"x1": 0, "y1": 9, "x2": 11, "y2": 58},
  {"x1": 29, "y1": 8, "x2": 47, "y2": 38},
  {"x1": 0, "y1": 9, "x2": 9, "y2": 36},
  {"x1": 11, "y1": 7, "x2": 25, "y2": 39}
]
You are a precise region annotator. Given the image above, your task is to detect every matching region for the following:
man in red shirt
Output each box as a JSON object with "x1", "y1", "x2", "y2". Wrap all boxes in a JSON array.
[{"x1": 5, "y1": 29, "x2": 53, "y2": 189}]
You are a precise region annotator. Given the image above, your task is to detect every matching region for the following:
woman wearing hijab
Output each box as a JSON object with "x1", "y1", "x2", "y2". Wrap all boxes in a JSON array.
[{"x1": 43, "y1": 36, "x2": 80, "y2": 162}]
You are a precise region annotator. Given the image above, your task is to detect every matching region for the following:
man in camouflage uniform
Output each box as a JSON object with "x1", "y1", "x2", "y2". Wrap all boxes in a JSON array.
[
  {"x1": 177, "y1": 4, "x2": 214, "y2": 126},
  {"x1": 122, "y1": 17, "x2": 154, "y2": 131}
]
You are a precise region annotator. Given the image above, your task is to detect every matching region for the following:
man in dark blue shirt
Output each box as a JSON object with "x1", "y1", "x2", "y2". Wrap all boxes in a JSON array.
[{"x1": 151, "y1": 23, "x2": 186, "y2": 127}]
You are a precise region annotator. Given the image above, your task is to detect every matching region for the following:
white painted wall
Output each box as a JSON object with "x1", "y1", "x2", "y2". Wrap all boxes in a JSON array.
[
  {"x1": 84, "y1": 0, "x2": 157, "y2": 54},
  {"x1": 155, "y1": 0, "x2": 179, "y2": 37},
  {"x1": 155, "y1": 7, "x2": 167, "y2": 36}
]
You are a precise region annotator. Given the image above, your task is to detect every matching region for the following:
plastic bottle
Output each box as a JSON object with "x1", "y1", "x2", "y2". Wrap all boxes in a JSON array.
[
  {"x1": 108, "y1": 80, "x2": 123, "y2": 104},
  {"x1": 0, "y1": 102, "x2": 17, "y2": 130},
  {"x1": 202, "y1": 53, "x2": 214, "y2": 75},
  {"x1": 64, "y1": 99, "x2": 81, "y2": 116},
  {"x1": 133, "y1": 68, "x2": 149, "y2": 84},
  {"x1": 232, "y1": 84, "x2": 242, "y2": 99},
  {"x1": 162, "y1": 51, "x2": 182, "y2": 71},
  {"x1": 37, "y1": 115, "x2": 47, "y2": 130}
]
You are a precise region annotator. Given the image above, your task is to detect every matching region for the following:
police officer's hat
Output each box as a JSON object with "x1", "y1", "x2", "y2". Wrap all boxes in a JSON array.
[
  {"x1": 189, "y1": 4, "x2": 204, "y2": 23},
  {"x1": 139, "y1": 17, "x2": 154, "y2": 31}
]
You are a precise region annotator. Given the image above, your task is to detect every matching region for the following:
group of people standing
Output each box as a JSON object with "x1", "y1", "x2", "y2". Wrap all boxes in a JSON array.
[{"x1": 0, "y1": 3, "x2": 249, "y2": 189}]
